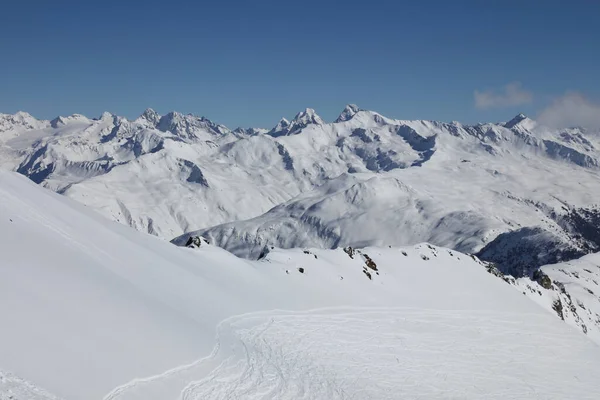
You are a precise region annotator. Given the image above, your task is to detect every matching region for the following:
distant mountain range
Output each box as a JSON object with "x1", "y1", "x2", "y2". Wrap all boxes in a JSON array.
[{"x1": 2, "y1": 106, "x2": 600, "y2": 275}]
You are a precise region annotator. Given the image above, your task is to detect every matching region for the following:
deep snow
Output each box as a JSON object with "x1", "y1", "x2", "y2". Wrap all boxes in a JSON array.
[{"x1": 1, "y1": 170, "x2": 600, "y2": 399}]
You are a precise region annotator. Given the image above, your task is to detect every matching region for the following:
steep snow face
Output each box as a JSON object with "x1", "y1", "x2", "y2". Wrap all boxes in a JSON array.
[
  {"x1": 268, "y1": 108, "x2": 324, "y2": 136},
  {"x1": 267, "y1": 118, "x2": 290, "y2": 136},
  {"x1": 2, "y1": 170, "x2": 600, "y2": 400},
  {"x1": 156, "y1": 111, "x2": 231, "y2": 139},
  {"x1": 505, "y1": 252, "x2": 600, "y2": 343},
  {"x1": 503, "y1": 112, "x2": 537, "y2": 131},
  {"x1": 136, "y1": 108, "x2": 161, "y2": 126},
  {"x1": 232, "y1": 126, "x2": 268, "y2": 136},
  {"x1": 334, "y1": 103, "x2": 361, "y2": 122},
  {"x1": 2, "y1": 107, "x2": 600, "y2": 260},
  {"x1": 0, "y1": 112, "x2": 48, "y2": 135}
]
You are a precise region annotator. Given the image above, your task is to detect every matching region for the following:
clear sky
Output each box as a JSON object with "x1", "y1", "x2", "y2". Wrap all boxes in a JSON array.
[{"x1": 1, "y1": 0, "x2": 599, "y2": 129}]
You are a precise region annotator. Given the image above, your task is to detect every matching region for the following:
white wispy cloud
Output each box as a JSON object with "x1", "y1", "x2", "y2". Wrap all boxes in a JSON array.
[
  {"x1": 474, "y1": 82, "x2": 533, "y2": 109},
  {"x1": 537, "y1": 92, "x2": 600, "y2": 130}
]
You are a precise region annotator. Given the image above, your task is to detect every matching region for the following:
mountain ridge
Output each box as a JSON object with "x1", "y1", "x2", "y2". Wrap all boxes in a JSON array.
[{"x1": 2, "y1": 106, "x2": 600, "y2": 275}]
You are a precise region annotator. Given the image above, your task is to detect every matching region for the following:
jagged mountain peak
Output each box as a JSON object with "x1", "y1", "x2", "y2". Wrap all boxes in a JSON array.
[
  {"x1": 0, "y1": 111, "x2": 37, "y2": 124},
  {"x1": 137, "y1": 108, "x2": 161, "y2": 125},
  {"x1": 292, "y1": 108, "x2": 324, "y2": 125},
  {"x1": 335, "y1": 104, "x2": 361, "y2": 123},
  {"x1": 94, "y1": 111, "x2": 116, "y2": 122},
  {"x1": 155, "y1": 111, "x2": 230, "y2": 139},
  {"x1": 268, "y1": 108, "x2": 324, "y2": 137},
  {"x1": 232, "y1": 127, "x2": 268, "y2": 136},
  {"x1": 504, "y1": 113, "x2": 531, "y2": 129},
  {"x1": 12, "y1": 111, "x2": 35, "y2": 119},
  {"x1": 0, "y1": 111, "x2": 46, "y2": 133},
  {"x1": 278, "y1": 117, "x2": 290, "y2": 126},
  {"x1": 268, "y1": 118, "x2": 291, "y2": 136}
]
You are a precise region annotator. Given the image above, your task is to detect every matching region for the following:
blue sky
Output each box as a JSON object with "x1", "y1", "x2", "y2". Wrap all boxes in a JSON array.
[{"x1": 1, "y1": 0, "x2": 599, "y2": 128}]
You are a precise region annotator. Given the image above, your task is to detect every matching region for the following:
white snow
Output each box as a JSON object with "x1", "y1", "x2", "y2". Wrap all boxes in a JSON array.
[
  {"x1": 3, "y1": 106, "x2": 599, "y2": 258},
  {"x1": 513, "y1": 252, "x2": 600, "y2": 343},
  {"x1": 1, "y1": 170, "x2": 600, "y2": 399}
]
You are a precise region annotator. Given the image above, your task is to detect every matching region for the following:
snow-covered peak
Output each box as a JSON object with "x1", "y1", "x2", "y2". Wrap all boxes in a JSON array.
[
  {"x1": 0, "y1": 111, "x2": 35, "y2": 123},
  {"x1": 335, "y1": 104, "x2": 361, "y2": 123},
  {"x1": 232, "y1": 127, "x2": 269, "y2": 136},
  {"x1": 13, "y1": 111, "x2": 34, "y2": 119},
  {"x1": 0, "y1": 111, "x2": 45, "y2": 133},
  {"x1": 504, "y1": 113, "x2": 534, "y2": 129},
  {"x1": 156, "y1": 111, "x2": 230, "y2": 139},
  {"x1": 99, "y1": 111, "x2": 114, "y2": 120},
  {"x1": 50, "y1": 114, "x2": 91, "y2": 128},
  {"x1": 268, "y1": 108, "x2": 324, "y2": 137},
  {"x1": 268, "y1": 118, "x2": 291, "y2": 136},
  {"x1": 137, "y1": 108, "x2": 161, "y2": 126},
  {"x1": 292, "y1": 108, "x2": 324, "y2": 126}
]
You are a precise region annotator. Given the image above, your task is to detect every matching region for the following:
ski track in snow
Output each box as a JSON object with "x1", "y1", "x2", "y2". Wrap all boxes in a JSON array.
[{"x1": 104, "y1": 307, "x2": 599, "y2": 400}]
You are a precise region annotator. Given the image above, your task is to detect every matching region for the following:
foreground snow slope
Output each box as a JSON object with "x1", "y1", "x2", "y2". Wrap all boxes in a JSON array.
[{"x1": 2, "y1": 170, "x2": 600, "y2": 399}]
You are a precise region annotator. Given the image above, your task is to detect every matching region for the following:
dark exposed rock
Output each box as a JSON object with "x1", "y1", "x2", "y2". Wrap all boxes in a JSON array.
[
  {"x1": 552, "y1": 299, "x2": 565, "y2": 320},
  {"x1": 258, "y1": 246, "x2": 270, "y2": 260},
  {"x1": 477, "y1": 227, "x2": 585, "y2": 277},
  {"x1": 185, "y1": 236, "x2": 203, "y2": 248},
  {"x1": 533, "y1": 270, "x2": 553, "y2": 290},
  {"x1": 478, "y1": 206, "x2": 600, "y2": 277},
  {"x1": 362, "y1": 253, "x2": 378, "y2": 271},
  {"x1": 343, "y1": 246, "x2": 355, "y2": 259}
]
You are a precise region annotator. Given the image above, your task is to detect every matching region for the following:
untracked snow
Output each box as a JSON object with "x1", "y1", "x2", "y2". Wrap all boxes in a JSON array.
[{"x1": 1, "y1": 170, "x2": 600, "y2": 399}]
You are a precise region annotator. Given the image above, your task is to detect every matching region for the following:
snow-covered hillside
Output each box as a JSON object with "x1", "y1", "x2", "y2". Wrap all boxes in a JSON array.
[
  {"x1": 2, "y1": 170, "x2": 600, "y2": 399},
  {"x1": 495, "y1": 252, "x2": 600, "y2": 343},
  {"x1": 2, "y1": 107, "x2": 600, "y2": 269}
]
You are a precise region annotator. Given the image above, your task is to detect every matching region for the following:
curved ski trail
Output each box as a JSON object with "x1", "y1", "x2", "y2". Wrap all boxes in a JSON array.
[{"x1": 104, "y1": 306, "x2": 599, "y2": 400}]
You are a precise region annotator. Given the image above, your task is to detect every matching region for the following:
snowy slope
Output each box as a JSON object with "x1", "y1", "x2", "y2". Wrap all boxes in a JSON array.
[
  {"x1": 2, "y1": 170, "x2": 600, "y2": 399},
  {"x1": 502, "y1": 252, "x2": 600, "y2": 343},
  {"x1": 2, "y1": 107, "x2": 600, "y2": 267}
]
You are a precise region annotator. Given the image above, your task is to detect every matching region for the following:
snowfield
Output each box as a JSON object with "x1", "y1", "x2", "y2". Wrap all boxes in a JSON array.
[{"x1": 2, "y1": 170, "x2": 600, "y2": 399}]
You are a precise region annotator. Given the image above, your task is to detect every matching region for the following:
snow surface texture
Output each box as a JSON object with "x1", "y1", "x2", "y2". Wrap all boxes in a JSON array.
[
  {"x1": 2, "y1": 108, "x2": 600, "y2": 268},
  {"x1": 2, "y1": 170, "x2": 600, "y2": 399},
  {"x1": 509, "y1": 252, "x2": 600, "y2": 343},
  {"x1": 107, "y1": 308, "x2": 600, "y2": 400},
  {"x1": 0, "y1": 371, "x2": 60, "y2": 400}
]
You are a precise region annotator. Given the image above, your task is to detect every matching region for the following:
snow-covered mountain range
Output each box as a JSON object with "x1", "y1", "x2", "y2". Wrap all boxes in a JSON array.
[
  {"x1": 2, "y1": 169, "x2": 600, "y2": 399},
  {"x1": 2, "y1": 106, "x2": 600, "y2": 275},
  {"x1": 2, "y1": 106, "x2": 600, "y2": 397}
]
